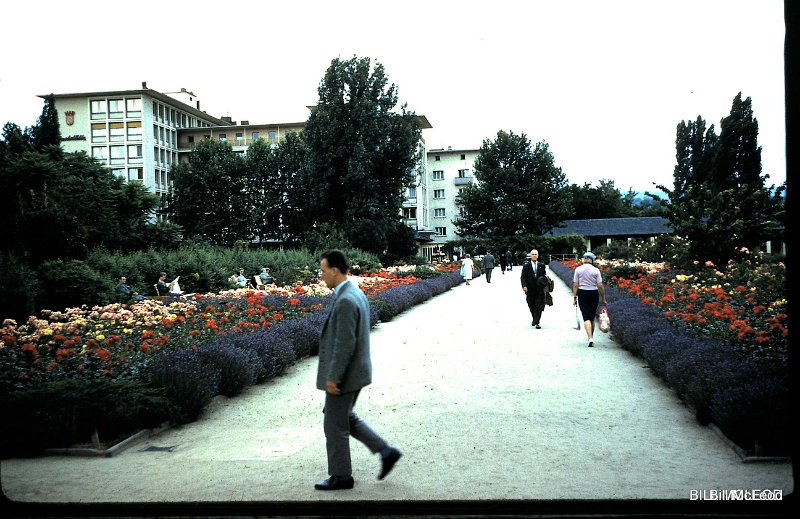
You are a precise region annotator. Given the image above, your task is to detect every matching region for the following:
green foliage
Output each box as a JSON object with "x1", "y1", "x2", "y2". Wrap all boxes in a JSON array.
[
  {"x1": 567, "y1": 179, "x2": 642, "y2": 219},
  {"x1": 455, "y1": 130, "x2": 572, "y2": 237},
  {"x1": 300, "y1": 56, "x2": 422, "y2": 253},
  {"x1": 0, "y1": 252, "x2": 40, "y2": 322},
  {"x1": 29, "y1": 94, "x2": 61, "y2": 150},
  {"x1": 654, "y1": 93, "x2": 785, "y2": 265},
  {"x1": 35, "y1": 259, "x2": 111, "y2": 312},
  {"x1": 168, "y1": 139, "x2": 251, "y2": 246},
  {"x1": 0, "y1": 379, "x2": 174, "y2": 458}
]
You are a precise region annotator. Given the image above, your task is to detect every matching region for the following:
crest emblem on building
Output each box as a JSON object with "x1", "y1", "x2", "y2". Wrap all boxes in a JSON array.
[{"x1": 65, "y1": 111, "x2": 75, "y2": 126}]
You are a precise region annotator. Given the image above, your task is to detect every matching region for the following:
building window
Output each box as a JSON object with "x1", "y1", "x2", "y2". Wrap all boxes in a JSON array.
[
  {"x1": 407, "y1": 186, "x2": 417, "y2": 199},
  {"x1": 127, "y1": 144, "x2": 142, "y2": 162},
  {"x1": 432, "y1": 170, "x2": 444, "y2": 180},
  {"x1": 268, "y1": 130, "x2": 277, "y2": 140},
  {"x1": 158, "y1": 104, "x2": 164, "y2": 122},
  {"x1": 219, "y1": 133, "x2": 227, "y2": 141},
  {"x1": 108, "y1": 122, "x2": 124, "y2": 142},
  {"x1": 126, "y1": 121, "x2": 142, "y2": 141},
  {"x1": 90, "y1": 100, "x2": 107, "y2": 120},
  {"x1": 435, "y1": 226, "x2": 447, "y2": 236},
  {"x1": 434, "y1": 208, "x2": 446, "y2": 218},
  {"x1": 235, "y1": 132, "x2": 244, "y2": 142},
  {"x1": 188, "y1": 135, "x2": 195, "y2": 144},
  {"x1": 460, "y1": 154, "x2": 466, "y2": 160},
  {"x1": 128, "y1": 167, "x2": 143, "y2": 182},
  {"x1": 126, "y1": 98, "x2": 142, "y2": 117},
  {"x1": 111, "y1": 168, "x2": 126, "y2": 179},
  {"x1": 434, "y1": 155, "x2": 440, "y2": 161},
  {"x1": 109, "y1": 145, "x2": 125, "y2": 165},
  {"x1": 91, "y1": 146, "x2": 108, "y2": 161},
  {"x1": 402, "y1": 207, "x2": 417, "y2": 219},
  {"x1": 433, "y1": 189, "x2": 445, "y2": 199},
  {"x1": 458, "y1": 169, "x2": 470, "y2": 177},
  {"x1": 252, "y1": 131, "x2": 259, "y2": 140},
  {"x1": 108, "y1": 99, "x2": 124, "y2": 119},
  {"x1": 91, "y1": 123, "x2": 107, "y2": 143}
]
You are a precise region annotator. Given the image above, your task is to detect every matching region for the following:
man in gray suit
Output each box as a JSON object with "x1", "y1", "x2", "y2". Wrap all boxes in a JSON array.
[
  {"x1": 481, "y1": 250, "x2": 496, "y2": 283},
  {"x1": 314, "y1": 249, "x2": 402, "y2": 490}
]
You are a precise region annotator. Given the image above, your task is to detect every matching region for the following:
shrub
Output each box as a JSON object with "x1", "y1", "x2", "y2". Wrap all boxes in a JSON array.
[
  {"x1": 270, "y1": 315, "x2": 324, "y2": 359},
  {"x1": 606, "y1": 298, "x2": 672, "y2": 356},
  {"x1": 710, "y1": 377, "x2": 791, "y2": 456},
  {"x1": 35, "y1": 259, "x2": 110, "y2": 312},
  {"x1": 661, "y1": 341, "x2": 760, "y2": 424},
  {"x1": 200, "y1": 341, "x2": 260, "y2": 397},
  {"x1": 0, "y1": 379, "x2": 174, "y2": 458},
  {"x1": 147, "y1": 348, "x2": 220, "y2": 423}
]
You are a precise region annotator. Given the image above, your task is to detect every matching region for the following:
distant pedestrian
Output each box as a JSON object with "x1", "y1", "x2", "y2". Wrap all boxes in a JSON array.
[
  {"x1": 314, "y1": 249, "x2": 401, "y2": 490},
  {"x1": 481, "y1": 250, "x2": 496, "y2": 283},
  {"x1": 572, "y1": 251, "x2": 607, "y2": 348},
  {"x1": 460, "y1": 254, "x2": 474, "y2": 285},
  {"x1": 505, "y1": 250, "x2": 513, "y2": 271},
  {"x1": 499, "y1": 251, "x2": 507, "y2": 274},
  {"x1": 520, "y1": 249, "x2": 548, "y2": 328}
]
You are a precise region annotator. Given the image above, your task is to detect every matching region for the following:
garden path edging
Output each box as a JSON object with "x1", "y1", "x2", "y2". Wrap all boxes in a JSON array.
[{"x1": 41, "y1": 421, "x2": 173, "y2": 458}]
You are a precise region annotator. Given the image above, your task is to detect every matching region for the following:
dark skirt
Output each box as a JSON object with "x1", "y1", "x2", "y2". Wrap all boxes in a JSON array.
[{"x1": 577, "y1": 289, "x2": 600, "y2": 321}]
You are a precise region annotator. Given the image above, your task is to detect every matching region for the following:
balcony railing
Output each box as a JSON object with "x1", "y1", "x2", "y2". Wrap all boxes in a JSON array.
[{"x1": 454, "y1": 176, "x2": 474, "y2": 185}]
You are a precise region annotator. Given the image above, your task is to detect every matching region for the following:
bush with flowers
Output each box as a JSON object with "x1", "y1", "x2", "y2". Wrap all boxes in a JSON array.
[
  {"x1": 0, "y1": 263, "x2": 462, "y2": 457},
  {"x1": 549, "y1": 251, "x2": 789, "y2": 457}
]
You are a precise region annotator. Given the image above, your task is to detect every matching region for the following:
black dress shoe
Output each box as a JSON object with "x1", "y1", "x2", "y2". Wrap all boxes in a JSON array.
[
  {"x1": 535, "y1": 324, "x2": 541, "y2": 329},
  {"x1": 314, "y1": 475, "x2": 354, "y2": 490},
  {"x1": 378, "y1": 447, "x2": 402, "y2": 480}
]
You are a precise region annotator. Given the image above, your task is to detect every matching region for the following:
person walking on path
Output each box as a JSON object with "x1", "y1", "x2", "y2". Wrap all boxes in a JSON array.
[
  {"x1": 481, "y1": 250, "x2": 496, "y2": 283},
  {"x1": 460, "y1": 254, "x2": 474, "y2": 285},
  {"x1": 572, "y1": 251, "x2": 607, "y2": 348},
  {"x1": 314, "y1": 249, "x2": 402, "y2": 491},
  {"x1": 505, "y1": 250, "x2": 513, "y2": 271},
  {"x1": 499, "y1": 250, "x2": 507, "y2": 274},
  {"x1": 520, "y1": 249, "x2": 548, "y2": 328}
]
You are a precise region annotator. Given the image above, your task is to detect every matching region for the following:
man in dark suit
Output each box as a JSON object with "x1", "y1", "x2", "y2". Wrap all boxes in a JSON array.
[
  {"x1": 314, "y1": 249, "x2": 402, "y2": 490},
  {"x1": 520, "y1": 249, "x2": 547, "y2": 328}
]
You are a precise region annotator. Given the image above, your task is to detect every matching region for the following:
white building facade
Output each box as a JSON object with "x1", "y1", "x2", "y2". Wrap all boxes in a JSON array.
[
  {"x1": 422, "y1": 148, "x2": 480, "y2": 261},
  {"x1": 45, "y1": 86, "x2": 229, "y2": 206}
]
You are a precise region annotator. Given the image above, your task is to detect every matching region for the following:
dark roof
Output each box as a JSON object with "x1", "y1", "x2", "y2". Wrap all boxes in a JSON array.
[{"x1": 546, "y1": 217, "x2": 673, "y2": 237}]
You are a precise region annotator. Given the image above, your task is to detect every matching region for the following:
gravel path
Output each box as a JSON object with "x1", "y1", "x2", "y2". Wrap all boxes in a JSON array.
[{"x1": 1, "y1": 269, "x2": 793, "y2": 511}]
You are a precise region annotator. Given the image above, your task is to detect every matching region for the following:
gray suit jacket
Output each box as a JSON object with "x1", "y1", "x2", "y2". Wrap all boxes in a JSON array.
[{"x1": 316, "y1": 280, "x2": 373, "y2": 393}]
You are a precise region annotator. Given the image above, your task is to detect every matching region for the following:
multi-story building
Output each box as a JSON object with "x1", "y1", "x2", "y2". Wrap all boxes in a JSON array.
[
  {"x1": 45, "y1": 85, "x2": 437, "y2": 250},
  {"x1": 44, "y1": 84, "x2": 229, "y2": 206},
  {"x1": 421, "y1": 147, "x2": 480, "y2": 260}
]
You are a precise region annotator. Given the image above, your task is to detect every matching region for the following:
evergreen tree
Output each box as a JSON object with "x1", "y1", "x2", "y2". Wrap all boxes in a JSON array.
[
  {"x1": 455, "y1": 130, "x2": 572, "y2": 237},
  {"x1": 29, "y1": 94, "x2": 61, "y2": 150},
  {"x1": 654, "y1": 93, "x2": 784, "y2": 264}
]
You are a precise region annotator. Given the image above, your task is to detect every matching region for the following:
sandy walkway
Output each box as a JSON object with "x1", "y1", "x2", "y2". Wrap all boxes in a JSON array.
[{"x1": 2, "y1": 267, "x2": 793, "y2": 513}]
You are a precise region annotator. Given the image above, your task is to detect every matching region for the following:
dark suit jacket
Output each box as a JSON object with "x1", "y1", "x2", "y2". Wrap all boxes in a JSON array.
[
  {"x1": 520, "y1": 261, "x2": 547, "y2": 301},
  {"x1": 316, "y1": 280, "x2": 373, "y2": 393}
]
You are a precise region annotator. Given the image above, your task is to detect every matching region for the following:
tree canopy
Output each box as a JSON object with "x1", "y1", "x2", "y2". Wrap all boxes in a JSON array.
[
  {"x1": 653, "y1": 93, "x2": 785, "y2": 264},
  {"x1": 299, "y1": 56, "x2": 422, "y2": 253},
  {"x1": 455, "y1": 130, "x2": 572, "y2": 237}
]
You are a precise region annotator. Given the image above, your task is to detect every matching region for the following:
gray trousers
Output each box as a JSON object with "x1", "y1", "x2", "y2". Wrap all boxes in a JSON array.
[{"x1": 323, "y1": 390, "x2": 387, "y2": 476}]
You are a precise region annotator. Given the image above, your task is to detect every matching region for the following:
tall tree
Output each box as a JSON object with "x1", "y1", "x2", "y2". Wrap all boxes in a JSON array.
[
  {"x1": 567, "y1": 179, "x2": 633, "y2": 219},
  {"x1": 168, "y1": 139, "x2": 250, "y2": 246},
  {"x1": 654, "y1": 93, "x2": 784, "y2": 264},
  {"x1": 29, "y1": 94, "x2": 61, "y2": 150},
  {"x1": 455, "y1": 130, "x2": 572, "y2": 237},
  {"x1": 300, "y1": 56, "x2": 422, "y2": 253}
]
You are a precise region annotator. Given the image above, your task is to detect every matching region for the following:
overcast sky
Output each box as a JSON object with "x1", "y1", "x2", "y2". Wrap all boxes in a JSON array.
[{"x1": 0, "y1": 0, "x2": 786, "y2": 193}]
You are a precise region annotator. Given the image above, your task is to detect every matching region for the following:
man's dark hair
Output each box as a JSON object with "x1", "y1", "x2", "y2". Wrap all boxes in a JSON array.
[{"x1": 321, "y1": 249, "x2": 350, "y2": 274}]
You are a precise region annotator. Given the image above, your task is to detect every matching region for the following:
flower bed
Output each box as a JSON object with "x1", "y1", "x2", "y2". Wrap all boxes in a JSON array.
[
  {"x1": 0, "y1": 264, "x2": 463, "y2": 457},
  {"x1": 549, "y1": 258, "x2": 789, "y2": 458}
]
